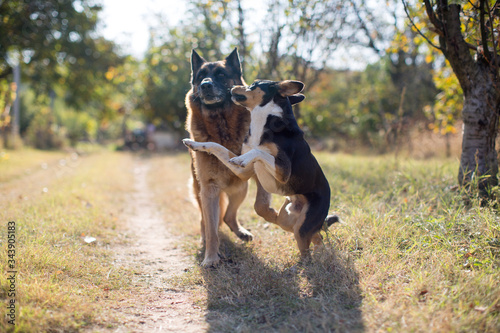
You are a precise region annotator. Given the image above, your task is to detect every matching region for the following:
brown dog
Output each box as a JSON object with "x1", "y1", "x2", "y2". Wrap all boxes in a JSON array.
[
  {"x1": 185, "y1": 49, "x2": 261, "y2": 267},
  {"x1": 184, "y1": 80, "x2": 338, "y2": 258}
]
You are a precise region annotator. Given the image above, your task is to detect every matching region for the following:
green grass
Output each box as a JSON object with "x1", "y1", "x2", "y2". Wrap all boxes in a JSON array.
[
  {"x1": 150, "y1": 152, "x2": 500, "y2": 332},
  {"x1": 0, "y1": 150, "x2": 134, "y2": 332}
]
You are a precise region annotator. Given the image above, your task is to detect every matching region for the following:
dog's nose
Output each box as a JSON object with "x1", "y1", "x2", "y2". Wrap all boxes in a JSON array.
[{"x1": 200, "y1": 79, "x2": 213, "y2": 91}]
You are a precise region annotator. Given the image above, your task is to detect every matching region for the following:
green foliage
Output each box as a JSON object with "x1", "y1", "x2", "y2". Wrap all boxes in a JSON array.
[
  {"x1": 300, "y1": 67, "x2": 390, "y2": 143},
  {"x1": 399, "y1": 2, "x2": 464, "y2": 135},
  {"x1": 138, "y1": 0, "x2": 439, "y2": 146},
  {"x1": 0, "y1": 0, "x2": 133, "y2": 149},
  {"x1": 0, "y1": 0, "x2": 487, "y2": 152},
  {"x1": 0, "y1": 0, "x2": 101, "y2": 83},
  {"x1": 0, "y1": 79, "x2": 15, "y2": 129},
  {"x1": 140, "y1": 0, "x2": 250, "y2": 132},
  {"x1": 424, "y1": 62, "x2": 463, "y2": 135},
  {"x1": 300, "y1": 54, "x2": 436, "y2": 150},
  {"x1": 59, "y1": 109, "x2": 97, "y2": 146},
  {"x1": 141, "y1": 27, "x2": 193, "y2": 131},
  {"x1": 24, "y1": 107, "x2": 66, "y2": 149}
]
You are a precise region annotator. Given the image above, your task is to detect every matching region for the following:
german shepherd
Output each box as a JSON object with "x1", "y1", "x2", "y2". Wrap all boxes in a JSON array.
[
  {"x1": 184, "y1": 80, "x2": 338, "y2": 258},
  {"x1": 185, "y1": 49, "x2": 258, "y2": 267}
]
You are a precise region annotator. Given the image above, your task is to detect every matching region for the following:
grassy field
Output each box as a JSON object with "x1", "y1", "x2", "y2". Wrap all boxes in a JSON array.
[
  {"x1": 150, "y1": 152, "x2": 500, "y2": 332},
  {"x1": 0, "y1": 149, "x2": 135, "y2": 332},
  {"x1": 1, "y1": 148, "x2": 499, "y2": 332}
]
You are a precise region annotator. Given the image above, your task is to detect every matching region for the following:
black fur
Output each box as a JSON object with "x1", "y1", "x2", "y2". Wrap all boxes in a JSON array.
[{"x1": 252, "y1": 82, "x2": 335, "y2": 238}]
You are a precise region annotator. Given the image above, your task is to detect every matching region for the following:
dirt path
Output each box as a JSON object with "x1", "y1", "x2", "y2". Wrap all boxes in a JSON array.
[{"x1": 108, "y1": 157, "x2": 206, "y2": 332}]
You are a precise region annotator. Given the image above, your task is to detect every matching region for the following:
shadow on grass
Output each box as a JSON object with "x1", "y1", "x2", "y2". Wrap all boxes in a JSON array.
[{"x1": 198, "y1": 233, "x2": 364, "y2": 332}]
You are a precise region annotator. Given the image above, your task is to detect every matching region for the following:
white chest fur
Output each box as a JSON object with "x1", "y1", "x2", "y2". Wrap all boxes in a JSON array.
[
  {"x1": 239, "y1": 101, "x2": 285, "y2": 195},
  {"x1": 242, "y1": 101, "x2": 282, "y2": 153}
]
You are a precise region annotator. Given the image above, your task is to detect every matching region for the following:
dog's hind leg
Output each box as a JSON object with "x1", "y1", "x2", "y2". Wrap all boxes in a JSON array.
[
  {"x1": 295, "y1": 195, "x2": 330, "y2": 258},
  {"x1": 191, "y1": 161, "x2": 206, "y2": 245},
  {"x1": 275, "y1": 195, "x2": 308, "y2": 233},
  {"x1": 223, "y1": 181, "x2": 254, "y2": 242},
  {"x1": 219, "y1": 192, "x2": 228, "y2": 227},
  {"x1": 272, "y1": 195, "x2": 324, "y2": 258},
  {"x1": 200, "y1": 182, "x2": 222, "y2": 267},
  {"x1": 253, "y1": 177, "x2": 278, "y2": 223},
  {"x1": 273, "y1": 195, "x2": 314, "y2": 258}
]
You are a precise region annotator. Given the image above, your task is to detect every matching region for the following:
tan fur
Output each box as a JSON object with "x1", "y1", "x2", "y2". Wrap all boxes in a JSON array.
[
  {"x1": 185, "y1": 57, "x2": 257, "y2": 267},
  {"x1": 231, "y1": 86, "x2": 266, "y2": 110},
  {"x1": 253, "y1": 179, "x2": 278, "y2": 223},
  {"x1": 260, "y1": 142, "x2": 279, "y2": 156},
  {"x1": 277, "y1": 80, "x2": 304, "y2": 96},
  {"x1": 273, "y1": 194, "x2": 315, "y2": 257}
]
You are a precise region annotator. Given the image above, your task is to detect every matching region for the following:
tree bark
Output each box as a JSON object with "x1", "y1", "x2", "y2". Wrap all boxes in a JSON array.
[
  {"x1": 458, "y1": 76, "x2": 499, "y2": 191},
  {"x1": 435, "y1": 3, "x2": 500, "y2": 193}
]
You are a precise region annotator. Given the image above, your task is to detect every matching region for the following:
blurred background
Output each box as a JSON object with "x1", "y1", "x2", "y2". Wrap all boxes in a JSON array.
[{"x1": 0, "y1": 0, "x2": 465, "y2": 157}]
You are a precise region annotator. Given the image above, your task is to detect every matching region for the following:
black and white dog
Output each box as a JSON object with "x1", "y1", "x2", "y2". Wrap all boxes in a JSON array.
[{"x1": 183, "y1": 80, "x2": 338, "y2": 258}]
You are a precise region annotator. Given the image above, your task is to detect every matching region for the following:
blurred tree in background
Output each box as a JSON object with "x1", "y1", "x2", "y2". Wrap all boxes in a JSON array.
[
  {"x1": 402, "y1": 0, "x2": 500, "y2": 194},
  {"x1": 0, "y1": 0, "x2": 131, "y2": 148},
  {"x1": 2, "y1": 0, "x2": 497, "y2": 188},
  {"x1": 142, "y1": 27, "x2": 192, "y2": 132}
]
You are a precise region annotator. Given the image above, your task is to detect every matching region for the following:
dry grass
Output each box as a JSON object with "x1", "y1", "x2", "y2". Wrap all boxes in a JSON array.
[
  {"x1": 1, "y1": 149, "x2": 499, "y2": 332},
  {"x1": 149, "y1": 151, "x2": 500, "y2": 332},
  {"x1": 0, "y1": 150, "x2": 134, "y2": 332},
  {"x1": 0, "y1": 148, "x2": 67, "y2": 183}
]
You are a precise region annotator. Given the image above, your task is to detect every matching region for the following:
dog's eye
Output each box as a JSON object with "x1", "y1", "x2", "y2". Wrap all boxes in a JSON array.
[{"x1": 218, "y1": 73, "x2": 225, "y2": 78}]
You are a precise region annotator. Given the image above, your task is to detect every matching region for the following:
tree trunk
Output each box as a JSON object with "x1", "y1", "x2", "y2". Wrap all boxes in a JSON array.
[
  {"x1": 435, "y1": 3, "x2": 500, "y2": 194},
  {"x1": 458, "y1": 73, "x2": 499, "y2": 192}
]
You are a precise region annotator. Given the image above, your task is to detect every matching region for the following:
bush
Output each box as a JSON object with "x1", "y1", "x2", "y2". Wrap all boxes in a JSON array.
[
  {"x1": 25, "y1": 108, "x2": 66, "y2": 149},
  {"x1": 60, "y1": 109, "x2": 98, "y2": 146}
]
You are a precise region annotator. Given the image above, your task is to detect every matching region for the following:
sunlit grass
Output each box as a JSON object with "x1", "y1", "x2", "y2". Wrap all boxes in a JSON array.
[
  {"x1": 2, "y1": 149, "x2": 498, "y2": 332},
  {"x1": 0, "y1": 151, "x2": 133, "y2": 332},
  {"x1": 150, "y1": 152, "x2": 500, "y2": 332},
  {"x1": 0, "y1": 148, "x2": 68, "y2": 183}
]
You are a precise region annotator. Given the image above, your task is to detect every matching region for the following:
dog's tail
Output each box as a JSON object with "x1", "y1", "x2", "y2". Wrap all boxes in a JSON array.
[{"x1": 323, "y1": 214, "x2": 341, "y2": 230}]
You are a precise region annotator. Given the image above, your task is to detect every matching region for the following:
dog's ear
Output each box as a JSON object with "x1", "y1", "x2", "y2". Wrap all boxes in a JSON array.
[
  {"x1": 278, "y1": 80, "x2": 304, "y2": 96},
  {"x1": 288, "y1": 94, "x2": 305, "y2": 105},
  {"x1": 225, "y1": 48, "x2": 242, "y2": 76},
  {"x1": 191, "y1": 50, "x2": 206, "y2": 77}
]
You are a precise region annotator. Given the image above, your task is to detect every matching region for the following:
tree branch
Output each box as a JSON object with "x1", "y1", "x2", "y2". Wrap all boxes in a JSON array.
[
  {"x1": 350, "y1": 0, "x2": 381, "y2": 55},
  {"x1": 402, "y1": 0, "x2": 443, "y2": 51},
  {"x1": 480, "y1": 0, "x2": 492, "y2": 61},
  {"x1": 468, "y1": 0, "x2": 480, "y2": 10},
  {"x1": 423, "y1": 0, "x2": 444, "y2": 36},
  {"x1": 485, "y1": 0, "x2": 499, "y2": 69},
  {"x1": 438, "y1": 3, "x2": 476, "y2": 94}
]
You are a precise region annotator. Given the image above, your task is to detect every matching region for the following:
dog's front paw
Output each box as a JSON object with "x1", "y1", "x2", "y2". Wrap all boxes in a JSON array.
[
  {"x1": 229, "y1": 156, "x2": 248, "y2": 167},
  {"x1": 182, "y1": 139, "x2": 207, "y2": 152}
]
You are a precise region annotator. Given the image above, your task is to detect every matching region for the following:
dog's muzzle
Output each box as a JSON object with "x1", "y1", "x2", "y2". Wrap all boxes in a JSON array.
[
  {"x1": 231, "y1": 93, "x2": 247, "y2": 102},
  {"x1": 198, "y1": 79, "x2": 225, "y2": 105},
  {"x1": 200, "y1": 80, "x2": 213, "y2": 92},
  {"x1": 230, "y1": 86, "x2": 247, "y2": 104}
]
